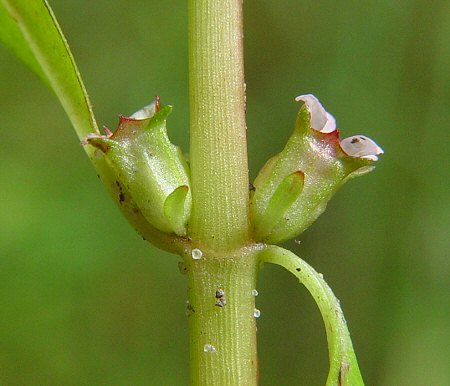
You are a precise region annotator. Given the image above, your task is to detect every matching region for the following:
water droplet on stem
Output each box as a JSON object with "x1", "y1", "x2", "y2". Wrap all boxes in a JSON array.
[{"x1": 191, "y1": 248, "x2": 203, "y2": 260}]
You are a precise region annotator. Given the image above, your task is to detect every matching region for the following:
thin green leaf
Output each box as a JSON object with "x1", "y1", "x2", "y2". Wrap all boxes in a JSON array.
[
  {"x1": 258, "y1": 246, "x2": 365, "y2": 386},
  {"x1": 0, "y1": 4, "x2": 48, "y2": 85},
  {"x1": 0, "y1": 0, "x2": 98, "y2": 138}
]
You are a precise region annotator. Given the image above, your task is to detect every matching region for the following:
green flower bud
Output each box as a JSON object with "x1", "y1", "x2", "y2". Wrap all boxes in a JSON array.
[
  {"x1": 85, "y1": 99, "x2": 191, "y2": 236},
  {"x1": 251, "y1": 94, "x2": 383, "y2": 244}
]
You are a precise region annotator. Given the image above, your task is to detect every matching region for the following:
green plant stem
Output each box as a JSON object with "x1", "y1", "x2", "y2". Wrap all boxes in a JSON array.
[
  {"x1": 188, "y1": 0, "x2": 249, "y2": 251},
  {"x1": 186, "y1": 248, "x2": 259, "y2": 386},
  {"x1": 258, "y1": 246, "x2": 364, "y2": 386},
  {"x1": 187, "y1": 1, "x2": 258, "y2": 384}
]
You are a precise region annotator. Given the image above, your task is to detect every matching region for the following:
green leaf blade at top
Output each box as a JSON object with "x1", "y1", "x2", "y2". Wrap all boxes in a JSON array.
[
  {"x1": 0, "y1": 0, "x2": 98, "y2": 139},
  {"x1": 0, "y1": 4, "x2": 49, "y2": 86}
]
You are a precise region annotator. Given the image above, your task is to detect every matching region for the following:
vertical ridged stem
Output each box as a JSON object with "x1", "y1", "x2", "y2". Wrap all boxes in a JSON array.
[
  {"x1": 188, "y1": 0, "x2": 250, "y2": 251},
  {"x1": 187, "y1": 1, "x2": 257, "y2": 384},
  {"x1": 187, "y1": 252, "x2": 258, "y2": 386}
]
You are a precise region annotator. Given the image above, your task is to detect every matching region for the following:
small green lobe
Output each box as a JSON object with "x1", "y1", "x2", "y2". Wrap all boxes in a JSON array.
[
  {"x1": 164, "y1": 185, "x2": 189, "y2": 236},
  {"x1": 254, "y1": 171, "x2": 304, "y2": 241}
]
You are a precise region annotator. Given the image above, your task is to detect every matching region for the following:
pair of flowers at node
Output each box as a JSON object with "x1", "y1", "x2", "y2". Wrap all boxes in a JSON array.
[
  {"x1": 250, "y1": 94, "x2": 383, "y2": 244},
  {"x1": 83, "y1": 93, "x2": 383, "y2": 246}
]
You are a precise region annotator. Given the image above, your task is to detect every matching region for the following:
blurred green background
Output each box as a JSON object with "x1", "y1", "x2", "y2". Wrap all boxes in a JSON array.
[{"x1": 1, "y1": 0, "x2": 449, "y2": 385}]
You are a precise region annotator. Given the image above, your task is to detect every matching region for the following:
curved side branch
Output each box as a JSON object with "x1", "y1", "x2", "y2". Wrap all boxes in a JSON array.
[{"x1": 258, "y1": 245, "x2": 364, "y2": 386}]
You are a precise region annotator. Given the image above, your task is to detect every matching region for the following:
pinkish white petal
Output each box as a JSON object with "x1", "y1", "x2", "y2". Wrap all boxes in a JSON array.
[
  {"x1": 322, "y1": 113, "x2": 336, "y2": 133},
  {"x1": 130, "y1": 102, "x2": 157, "y2": 120},
  {"x1": 340, "y1": 135, "x2": 384, "y2": 161},
  {"x1": 295, "y1": 94, "x2": 336, "y2": 133}
]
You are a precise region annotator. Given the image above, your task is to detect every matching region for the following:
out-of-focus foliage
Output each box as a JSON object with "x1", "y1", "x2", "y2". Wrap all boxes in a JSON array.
[{"x1": 0, "y1": 0, "x2": 448, "y2": 385}]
